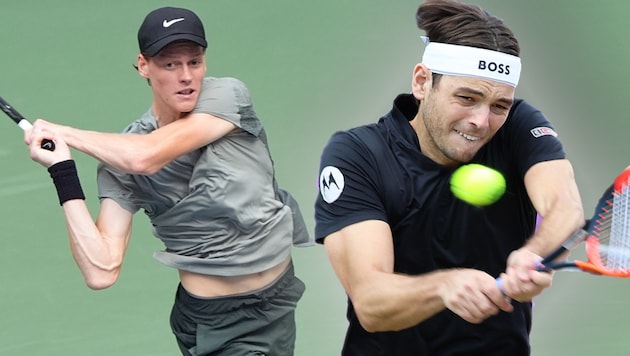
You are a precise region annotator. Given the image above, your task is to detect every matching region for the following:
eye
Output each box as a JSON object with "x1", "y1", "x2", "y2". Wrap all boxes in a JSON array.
[
  {"x1": 191, "y1": 58, "x2": 205, "y2": 67},
  {"x1": 457, "y1": 96, "x2": 475, "y2": 105},
  {"x1": 491, "y1": 103, "x2": 511, "y2": 115}
]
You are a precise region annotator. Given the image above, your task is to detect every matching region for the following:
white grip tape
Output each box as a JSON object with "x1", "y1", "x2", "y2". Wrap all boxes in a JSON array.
[{"x1": 18, "y1": 119, "x2": 33, "y2": 131}]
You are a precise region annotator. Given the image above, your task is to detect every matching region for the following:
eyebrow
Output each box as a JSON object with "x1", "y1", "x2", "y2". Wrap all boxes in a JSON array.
[{"x1": 457, "y1": 87, "x2": 514, "y2": 107}]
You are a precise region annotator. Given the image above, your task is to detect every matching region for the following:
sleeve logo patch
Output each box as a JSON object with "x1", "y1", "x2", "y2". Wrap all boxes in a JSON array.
[
  {"x1": 530, "y1": 127, "x2": 558, "y2": 138},
  {"x1": 319, "y1": 166, "x2": 345, "y2": 204}
]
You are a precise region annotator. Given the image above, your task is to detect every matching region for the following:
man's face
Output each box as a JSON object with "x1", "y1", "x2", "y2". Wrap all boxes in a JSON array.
[
  {"x1": 417, "y1": 75, "x2": 515, "y2": 166},
  {"x1": 141, "y1": 41, "x2": 207, "y2": 116}
]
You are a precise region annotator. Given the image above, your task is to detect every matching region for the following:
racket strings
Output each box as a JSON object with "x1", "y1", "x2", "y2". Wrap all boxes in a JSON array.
[{"x1": 594, "y1": 177, "x2": 630, "y2": 271}]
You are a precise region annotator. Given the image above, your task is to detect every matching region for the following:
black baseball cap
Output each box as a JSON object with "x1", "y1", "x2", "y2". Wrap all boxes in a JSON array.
[{"x1": 137, "y1": 7, "x2": 207, "y2": 57}]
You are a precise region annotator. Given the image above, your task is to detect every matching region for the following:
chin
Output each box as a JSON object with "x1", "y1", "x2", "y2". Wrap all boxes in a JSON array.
[
  {"x1": 452, "y1": 150, "x2": 478, "y2": 163},
  {"x1": 182, "y1": 105, "x2": 196, "y2": 113},
  {"x1": 176, "y1": 100, "x2": 197, "y2": 113}
]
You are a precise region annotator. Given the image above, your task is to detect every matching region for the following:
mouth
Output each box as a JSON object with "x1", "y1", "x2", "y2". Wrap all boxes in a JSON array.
[
  {"x1": 177, "y1": 88, "x2": 195, "y2": 96},
  {"x1": 455, "y1": 130, "x2": 481, "y2": 142}
]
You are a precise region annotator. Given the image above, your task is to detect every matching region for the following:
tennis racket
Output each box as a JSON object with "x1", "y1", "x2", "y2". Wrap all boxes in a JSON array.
[
  {"x1": 0, "y1": 96, "x2": 55, "y2": 151},
  {"x1": 497, "y1": 166, "x2": 630, "y2": 292}
]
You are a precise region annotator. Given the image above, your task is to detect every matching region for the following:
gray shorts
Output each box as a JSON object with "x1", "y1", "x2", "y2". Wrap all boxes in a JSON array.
[{"x1": 170, "y1": 263, "x2": 305, "y2": 356}]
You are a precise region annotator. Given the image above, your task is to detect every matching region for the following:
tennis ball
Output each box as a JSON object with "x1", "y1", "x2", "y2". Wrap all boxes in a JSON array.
[{"x1": 450, "y1": 164, "x2": 506, "y2": 207}]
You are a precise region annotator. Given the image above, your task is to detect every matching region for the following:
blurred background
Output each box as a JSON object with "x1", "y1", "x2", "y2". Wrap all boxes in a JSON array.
[{"x1": 1, "y1": 0, "x2": 629, "y2": 355}]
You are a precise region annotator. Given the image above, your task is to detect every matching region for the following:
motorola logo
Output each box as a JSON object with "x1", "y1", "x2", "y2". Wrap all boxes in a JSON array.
[{"x1": 319, "y1": 166, "x2": 345, "y2": 204}]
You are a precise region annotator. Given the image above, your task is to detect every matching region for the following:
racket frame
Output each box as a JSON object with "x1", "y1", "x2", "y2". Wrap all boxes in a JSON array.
[
  {"x1": 536, "y1": 168, "x2": 630, "y2": 277},
  {"x1": 0, "y1": 96, "x2": 55, "y2": 150}
]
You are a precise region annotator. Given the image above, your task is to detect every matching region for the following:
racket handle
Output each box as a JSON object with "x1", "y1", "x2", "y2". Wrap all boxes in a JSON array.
[
  {"x1": 17, "y1": 119, "x2": 55, "y2": 151},
  {"x1": 535, "y1": 261, "x2": 551, "y2": 272},
  {"x1": 496, "y1": 277, "x2": 506, "y2": 295},
  {"x1": 41, "y1": 139, "x2": 55, "y2": 151}
]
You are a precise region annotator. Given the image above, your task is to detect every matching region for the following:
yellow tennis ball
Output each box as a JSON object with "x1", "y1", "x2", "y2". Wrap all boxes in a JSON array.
[{"x1": 450, "y1": 164, "x2": 506, "y2": 207}]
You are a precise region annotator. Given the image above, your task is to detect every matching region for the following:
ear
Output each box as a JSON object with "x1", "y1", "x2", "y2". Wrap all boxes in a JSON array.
[
  {"x1": 411, "y1": 64, "x2": 432, "y2": 101},
  {"x1": 137, "y1": 54, "x2": 149, "y2": 79}
]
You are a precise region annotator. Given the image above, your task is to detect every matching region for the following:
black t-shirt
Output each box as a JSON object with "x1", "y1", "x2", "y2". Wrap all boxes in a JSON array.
[{"x1": 314, "y1": 94, "x2": 565, "y2": 355}]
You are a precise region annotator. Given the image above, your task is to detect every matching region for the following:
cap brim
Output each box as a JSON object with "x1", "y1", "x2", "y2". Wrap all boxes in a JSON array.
[{"x1": 143, "y1": 34, "x2": 207, "y2": 56}]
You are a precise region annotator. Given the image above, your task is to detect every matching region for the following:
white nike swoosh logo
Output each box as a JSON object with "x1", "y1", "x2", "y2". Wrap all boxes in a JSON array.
[{"x1": 163, "y1": 18, "x2": 185, "y2": 27}]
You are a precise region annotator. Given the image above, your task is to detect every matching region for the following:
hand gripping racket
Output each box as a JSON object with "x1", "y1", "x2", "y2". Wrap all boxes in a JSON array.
[
  {"x1": 537, "y1": 166, "x2": 630, "y2": 276},
  {"x1": 498, "y1": 166, "x2": 630, "y2": 292},
  {"x1": 0, "y1": 96, "x2": 55, "y2": 151}
]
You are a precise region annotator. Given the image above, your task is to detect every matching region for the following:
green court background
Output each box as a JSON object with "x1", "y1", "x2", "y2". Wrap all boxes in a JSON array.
[{"x1": 1, "y1": 1, "x2": 629, "y2": 355}]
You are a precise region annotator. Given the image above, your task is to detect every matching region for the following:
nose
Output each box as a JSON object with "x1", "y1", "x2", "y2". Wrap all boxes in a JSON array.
[
  {"x1": 468, "y1": 105, "x2": 491, "y2": 129},
  {"x1": 180, "y1": 65, "x2": 193, "y2": 83}
]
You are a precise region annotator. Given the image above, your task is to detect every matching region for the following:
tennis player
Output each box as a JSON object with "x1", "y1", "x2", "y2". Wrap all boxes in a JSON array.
[
  {"x1": 314, "y1": 0, "x2": 584, "y2": 354},
  {"x1": 25, "y1": 7, "x2": 309, "y2": 356}
]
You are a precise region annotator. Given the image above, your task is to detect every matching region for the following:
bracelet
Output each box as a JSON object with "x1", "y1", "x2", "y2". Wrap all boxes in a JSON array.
[{"x1": 48, "y1": 160, "x2": 86, "y2": 205}]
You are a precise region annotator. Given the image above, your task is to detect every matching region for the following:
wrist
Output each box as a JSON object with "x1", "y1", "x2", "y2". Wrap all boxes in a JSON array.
[
  {"x1": 48, "y1": 159, "x2": 86, "y2": 205},
  {"x1": 519, "y1": 243, "x2": 542, "y2": 257}
]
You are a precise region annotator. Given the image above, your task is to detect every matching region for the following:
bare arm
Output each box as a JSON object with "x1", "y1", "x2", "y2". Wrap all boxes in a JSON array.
[
  {"x1": 324, "y1": 220, "x2": 513, "y2": 332},
  {"x1": 26, "y1": 131, "x2": 134, "y2": 290},
  {"x1": 500, "y1": 159, "x2": 584, "y2": 300},
  {"x1": 63, "y1": 198, "x2": 133, "y2": 290},
  {"x1": 29, "y1": 112, "x2": 236, "y2": 175},
  {"x1": 523, "y1": 159, "x2": 584, "y2": 254}
]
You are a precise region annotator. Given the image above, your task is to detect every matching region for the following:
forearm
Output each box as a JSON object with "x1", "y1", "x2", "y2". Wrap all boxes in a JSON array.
[
  {"x1": 28, "y1": 133, "x2": 132, "y2": 289},
  {"x1": 524, "y1": 194, "x2": 584, "y2": 257},
  {"x1": 523, "y1": 160, "x2": 585, "y2": 256},
  {"x1": 34, "y1": 113, "x2": 236, "y2": 174},
  {"x1": 61, "y1": 126, "x2": 155, "y2": 174},
  {"x1": 502, "y1": 160, "x2": 584, "y2": 300},
  {"x1": 326, "y1": 220, "x2": 511, "y2": 331},
  {"x1": 350, "y1": 270, "x2": 447, "y2": 332},
  {"x1": 62, "y1": 200, "x2": 127, "y2": 289}
]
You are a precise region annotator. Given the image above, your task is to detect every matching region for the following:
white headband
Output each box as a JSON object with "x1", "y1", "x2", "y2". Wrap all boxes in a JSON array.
[{"x1": 421, "y1": 41, "x2": 521, "y2": 87}]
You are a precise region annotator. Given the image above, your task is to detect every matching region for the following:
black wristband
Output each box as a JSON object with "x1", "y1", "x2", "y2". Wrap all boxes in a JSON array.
[{"x1": 48, "y1": 160, "x2": 86, "y2": 205}]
